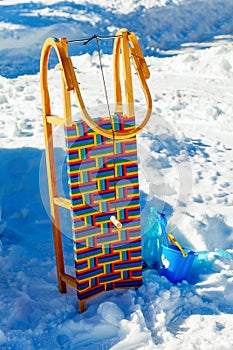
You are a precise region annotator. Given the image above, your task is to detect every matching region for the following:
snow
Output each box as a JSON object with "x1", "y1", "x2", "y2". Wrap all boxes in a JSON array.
[
  {"x1": 2, "y1": 0, "x2": 233, "y2": 77},
  {"x1": 0, "y1": 0, "x2": 233, "y2": 349}
]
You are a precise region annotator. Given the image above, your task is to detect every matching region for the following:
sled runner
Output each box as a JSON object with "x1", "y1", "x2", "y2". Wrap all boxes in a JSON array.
[{"x1": 40, "y1": 29, "x2": 152, "y2": 312}]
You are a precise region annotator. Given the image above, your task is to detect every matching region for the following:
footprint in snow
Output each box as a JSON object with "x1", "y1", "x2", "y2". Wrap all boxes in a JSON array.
[{"x1": 14, "y1": 125, "x2": 34, "y2": 137}]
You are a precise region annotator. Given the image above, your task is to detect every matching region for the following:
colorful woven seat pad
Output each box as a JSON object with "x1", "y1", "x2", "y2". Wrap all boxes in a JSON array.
[{"x1": 64, "y1": 114, "x2": 142, "y2": 300}]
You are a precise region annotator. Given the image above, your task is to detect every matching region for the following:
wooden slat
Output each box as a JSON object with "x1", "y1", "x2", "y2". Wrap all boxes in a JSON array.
[
  {"x1": 121, "y1": 31, "x2": 134, "y2": 117},
  {"x1": 113, "y1": 34, "x2": 123, "y2": 113},
  {"x1": 61, "y1": 37, "x2": 73, "y2": 126},
  {"x1": 54, "y1": 196, "x2": 71, "y2": 209},
  {"x1": 60, "y1": 273, "x2": 76, "y2": 288},
  {"x1": 47, "y1": 115, "x2": 65, "y2": 126}
]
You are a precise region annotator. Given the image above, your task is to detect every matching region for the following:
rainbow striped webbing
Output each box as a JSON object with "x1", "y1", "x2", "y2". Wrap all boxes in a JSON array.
[{"x1": 64, "y1": 114, "x2": 142, "y2": 301}]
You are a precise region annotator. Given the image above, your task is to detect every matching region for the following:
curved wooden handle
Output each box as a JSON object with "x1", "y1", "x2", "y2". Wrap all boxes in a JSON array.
[
  {"x1": 40, "y1": 37, "x2": 74, "y2": 126},
  {"x1": 40, "y1": 30, "x2": 152, "y2": 139},
  {"x1": 113, "y1": 29, "x2": 152, "y2": 137}
]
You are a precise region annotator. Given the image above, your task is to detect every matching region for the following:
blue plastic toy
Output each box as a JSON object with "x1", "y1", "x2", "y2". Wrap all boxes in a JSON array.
[
  {"x1": 142, "y1": 207, "x2": 162, "y2": 270},
  {"x1": 143, "y1": 206, "x2": 197, "y2": 283},
  {"x1": 159, "y1": 216, "x2": 197, "y2": 283},
  {"x1": 160, "y1": 243, "x2": 196, "y2": 283}
]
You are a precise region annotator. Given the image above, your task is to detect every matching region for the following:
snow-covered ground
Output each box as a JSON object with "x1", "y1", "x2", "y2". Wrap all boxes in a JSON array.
[
  {"x1": 1, "y1": 0, "x2": 233, "y2": 77},
  {"x1": 0, "y1": 1, "x2": 233, "y2": 349}
]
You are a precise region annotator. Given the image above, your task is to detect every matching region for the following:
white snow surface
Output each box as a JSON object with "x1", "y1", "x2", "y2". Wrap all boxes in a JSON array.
[{"x1": 0, "y1": 1, "x2": 233, "y2": 349}]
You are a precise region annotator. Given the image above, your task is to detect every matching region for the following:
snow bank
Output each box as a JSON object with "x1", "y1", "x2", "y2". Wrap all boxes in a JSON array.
[{"x1": 1, "y1": 0, "x2": 233, "y2": 77}]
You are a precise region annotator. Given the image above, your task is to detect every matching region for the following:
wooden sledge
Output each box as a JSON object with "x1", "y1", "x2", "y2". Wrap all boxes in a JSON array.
[{"x1": 40, "y1": 29, "x2": 152, "y2": 312}]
